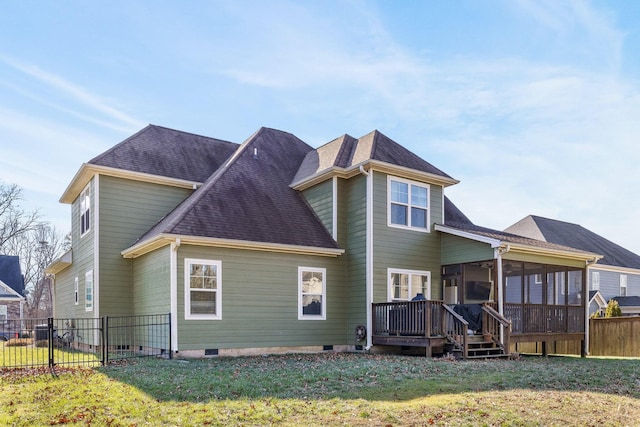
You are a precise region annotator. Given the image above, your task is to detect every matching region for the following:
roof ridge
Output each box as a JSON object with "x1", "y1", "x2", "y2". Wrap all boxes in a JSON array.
[{"x1": 146, "y1": 124, "x2": 238, "y2": 145}]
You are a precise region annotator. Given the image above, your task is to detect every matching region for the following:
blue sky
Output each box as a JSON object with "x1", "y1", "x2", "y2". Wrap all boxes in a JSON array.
[{"x1": 1, "y1": 0, "x2": 640, "y2": 252}]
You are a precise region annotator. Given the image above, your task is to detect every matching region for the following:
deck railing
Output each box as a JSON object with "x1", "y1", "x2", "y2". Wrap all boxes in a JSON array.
[
  {"x1": 504, "y1": 303, "x2": 584, "y2": 334},
  {"x1": 372, "y1": 300, "x2": 444, "y2": 337},
  {"x1": 481, "y1": 304, "x2": 511, "y2": 351}
]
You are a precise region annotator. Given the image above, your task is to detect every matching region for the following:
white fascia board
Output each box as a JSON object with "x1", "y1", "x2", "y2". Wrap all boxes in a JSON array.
[
  {"x1": 434, "y1": 224, "x2": 502, "y2": 248},
  {"x1": 0, "y1": 280, "x2": 25, "y2": 299},
  {"x1": 505, "y1": 242, "x2": 602, "y2": 262},
  {"x1": 589, "y1": 263, "x2": 640, "y2": 275},
  {"x1": 122, "y1": 234, "x2": 345, "y2": 259},
  {"x1": 60, "y1": 163, "x2": 202, "y2": 204},
  {"x1": 290, "y1": 160, "x2": 459, "y2": 191},
  {"x1": 45, "y1": 249, "x2": 73, "y2": 275}
]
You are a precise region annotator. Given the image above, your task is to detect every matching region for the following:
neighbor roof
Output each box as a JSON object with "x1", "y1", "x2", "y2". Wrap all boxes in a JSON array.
[
  {"x1": 438, "y1": 221, "x2": 599, "y2": 258},
  {"x1": 89, "y1": 124, "x2": 239, "y2": 183},
  {"x1": 130, "y1": 127, "x2": 339, "y2": 251},
  {"x1": 293, "y1": 130, "x2": 455, "y2": 185},
  {"x1": 0, "y1": 255, "x2": 24, "y2": 297},
  {"x1": 505, "y1": 215, "x2": 640, "y2": 270},
  {"x1": 613, "y1": 296, "x2": 640, "y2": 307}
]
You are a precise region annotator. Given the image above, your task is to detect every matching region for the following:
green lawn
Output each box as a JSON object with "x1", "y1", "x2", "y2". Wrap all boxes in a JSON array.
[{"x1": 1, "y1": 353, "x2": 639, "y2": 426}]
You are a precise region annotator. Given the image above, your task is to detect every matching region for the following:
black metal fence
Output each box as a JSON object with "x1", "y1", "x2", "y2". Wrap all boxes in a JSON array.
[{"x1": 0, "y1": 314, "x2": 171, "y2": 369}]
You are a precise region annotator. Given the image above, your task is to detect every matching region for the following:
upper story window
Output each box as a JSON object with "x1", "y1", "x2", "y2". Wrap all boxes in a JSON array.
[
  {"x1": 80, "y1": 185, "x2": 91, "y2": 236},
  {"x1": 591, "y1": 271, "x2": 600, "y2": 291},
  {"x1": 388, "y1": 177, "x2": 430, "y2": 232},
  {"x1": 388, "y1": 269, "x2": 431, "y2": 302},
  {"x1": 620, "y1": 274, "x2": 628, "y2": 296},
  {"x1": 299, "y1": 267, "x2": 326, "y2": 320},
  {"x1": 185, "y1": 259, "x2": 222, "y2": 320}
]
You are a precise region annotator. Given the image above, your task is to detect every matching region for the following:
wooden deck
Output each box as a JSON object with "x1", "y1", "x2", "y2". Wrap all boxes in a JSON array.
[
  {"x1": 371, "y1": 300, "x2": 585, "y2": 358},
  {"x1": 371, "y1": 300, "x2": 511, "y2": 359}
]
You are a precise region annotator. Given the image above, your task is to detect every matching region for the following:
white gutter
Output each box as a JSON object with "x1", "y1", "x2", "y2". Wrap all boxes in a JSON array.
[{"x1": 359, "y1": 165, "x2": 374, "y2": 350}]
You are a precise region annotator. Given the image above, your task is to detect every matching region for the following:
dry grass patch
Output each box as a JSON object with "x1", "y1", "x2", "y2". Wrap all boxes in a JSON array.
[{"x1": 1, "y1": 353, "x2": 639, "y2": 426}]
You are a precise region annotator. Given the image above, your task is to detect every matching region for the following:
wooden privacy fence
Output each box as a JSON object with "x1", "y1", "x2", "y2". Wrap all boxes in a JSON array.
[{"x1": 589, "y1": 317, "x2": 640, "y2": 357}]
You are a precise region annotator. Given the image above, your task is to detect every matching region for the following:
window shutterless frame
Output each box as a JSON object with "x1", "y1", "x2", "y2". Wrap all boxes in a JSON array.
[
  {"x1": 387, "y1": 176, "x2": 430, "y2": 232},
  {"x1": 298, "y1": 267, "x2": 326, "y2": 320},
  {"x1": 184, "y1": 258, "x2": 222, "y2": 320}
]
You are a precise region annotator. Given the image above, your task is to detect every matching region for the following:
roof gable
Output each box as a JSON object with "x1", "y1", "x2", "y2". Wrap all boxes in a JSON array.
[
  {"x1": 444, "y1": 196, "x2": 473, "y2": 226},
  {"x1": 89, "y1": 125, "x2": 239, "y2": 183},
  {"x1": 0, "y1": 255, "x2": 24, "y2": 297},
  {"x1": 292, "y1": 130, "x2": 455, "y2": 185},
  {"x1": 506, "y1": 215, "x2": 640, "y2": 269},
  {"x1": 134, "y1": 128, "x2": 339, "y2": 250}
]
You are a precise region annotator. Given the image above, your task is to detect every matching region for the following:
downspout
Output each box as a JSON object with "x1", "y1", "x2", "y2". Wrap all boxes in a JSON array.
[
  {"x1": 496, "y1": 244, "x2": 510, "y2": 345},
  {"x1": 359, "y1": 165, "x2": 373, "y2": 350},
  {"x1": 170, "y1": 238, "x2": 181, "y2": 354}
]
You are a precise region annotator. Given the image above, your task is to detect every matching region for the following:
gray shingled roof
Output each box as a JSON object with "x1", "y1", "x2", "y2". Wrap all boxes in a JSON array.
[
  {"x1": 0, "y1": 255, "x2": 24, "y2": 297},
  {"x1": 89, "y1": 125, "x2": 239, "y2": 183},
  {"x1": 505, "y1": 215, "x2": 640, "y2": 269},
  {"x1": 441, "y1": 222, "x2": 597, "y2": 256},
  {"x1": 613, "y1": 296, "x2": 640, "y2": 306},
  {"x1": 293, "y1": 130, "x2": 454, "y2": 184},
  {"x1": 136, "y1": 128, "x2": 339, "y2": 249},
  {"x1": 444, "y1": 196, "x2": 473, "y2": 226}
]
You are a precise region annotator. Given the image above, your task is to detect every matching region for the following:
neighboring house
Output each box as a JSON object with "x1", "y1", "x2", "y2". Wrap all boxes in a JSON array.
[
  {"x1": 614, "y1": 296, "x2": 640, "y2": 316},
  {"x1": 505, "y1": 216, "x2": 640, "y2": 317},
  {"x1": 47, "y1": 125, "x2": 601, "y2": 358},
  {"x1": 0, "y1": 255, "x2": 26, "y2": 326}
]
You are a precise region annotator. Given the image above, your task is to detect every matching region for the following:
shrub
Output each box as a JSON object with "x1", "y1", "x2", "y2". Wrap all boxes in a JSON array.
[
  {"x1": 5, "y1": 338, "x2": 33, "y2": 347},
  {"x1": 605, "y1": 299, "x2": 623, "y2": 317}
]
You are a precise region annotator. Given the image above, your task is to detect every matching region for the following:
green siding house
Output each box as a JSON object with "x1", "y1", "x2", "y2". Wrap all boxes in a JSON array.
[{"x1": 47, "y1": 125, "x2": 602, "y2": 358}]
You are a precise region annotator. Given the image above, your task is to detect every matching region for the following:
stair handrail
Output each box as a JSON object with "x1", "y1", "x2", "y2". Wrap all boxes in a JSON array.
[
  {"x1": 481, "y1": 303, "x2": 511, "y2": 354},
  {"x1": 442, "y1": 304, "x2": 469, "y2": 358}
]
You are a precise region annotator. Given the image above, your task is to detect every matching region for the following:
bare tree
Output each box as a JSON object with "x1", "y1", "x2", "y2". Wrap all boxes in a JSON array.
[
  {"x1": 0, "y1": 183, "x2": 39, "y2": 251},
  {"x1": 4, "y1": 223, "x2": 64, "y2": 317},
  {"x1": 1, "y1": 182, "x2": 64, "y2": 317}
]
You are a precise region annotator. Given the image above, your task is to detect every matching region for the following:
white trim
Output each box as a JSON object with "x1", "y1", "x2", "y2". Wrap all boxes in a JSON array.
[
  {"x1": 170, "y1": 240, "x2": 179, "y2": 351},
  {"x1": 94, "y1": 175, "x2": 100, "y2": 319},
  {"x1": 365, "y1": 168, "x2": 373, "y2": 349},
  {"x1": 387, "y1": 268, "x2": 431, "y2": 302},
  {"x1": 588, "y1": 263, "x2": 640, "y2": 275},
  {"x1": 60, "y1": 163, "x2": 202, "y2": 204},
  {"x1": 0, "y1": 280, "x2": 26, "y2": 300},
  {"x1": 122, "y1": 234, "x2": 344, "y2": 259},
  {"x1": 290, "y1": 159, "x2": 459, "y2": 191},
  {"x1": 435, "y1": 224, "x2": 502, "y2": 247},
  {"x1": 184, "y1": 258, "x2": 222, "y2": 320},
  {"x1": 298, "y1": 266, "x2": 327, "y2": 320},
  {"x1": 332, "y1": 176, "x2": 338, "y2": 240},
  {"x1": 387, "y1": 175, "x2": 430, "y2": 233}
]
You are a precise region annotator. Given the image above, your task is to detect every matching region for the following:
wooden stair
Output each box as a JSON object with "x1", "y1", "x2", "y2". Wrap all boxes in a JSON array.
[{"x1": 465, "y1": 335, "x2": 509, "y2": 359}]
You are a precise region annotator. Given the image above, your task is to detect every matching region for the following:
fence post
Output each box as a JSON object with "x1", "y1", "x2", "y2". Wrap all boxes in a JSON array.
[
  {"x1": 104, "y1": 316, "x2": 108, "y2": 365},
  {"x1": 168, "y1": 313, "x2": 172, "y2": 359},
  {"x1": 48, "y1": 317, "x2": 54, "y2": 368}
]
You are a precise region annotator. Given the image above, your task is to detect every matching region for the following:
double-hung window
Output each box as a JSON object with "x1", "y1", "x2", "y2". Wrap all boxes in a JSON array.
[
  {"x1": 591, "y1": 271, "x2": 600, "y2": 291},
  {"x1": 388, "y1": 269, "x2": 431, "y2": 301},
  {"x1": 185, "y1": 259, "x2": 222, "y2": 319},
  {"x1": 85, "y1": 270, "x2": 93, "y2": 312},
  {"x1": 620, "y1": 275, "x2": 628, "y2": 297},
  {"x1": 299, "y1": 267, "x2": 326, "y2": 320},
  {"x1": 388, "y1": 177, "x2": 429, "y2": 231},
  {"x1": 80, "y1": 185, "x2": 91, "y2": 236}
]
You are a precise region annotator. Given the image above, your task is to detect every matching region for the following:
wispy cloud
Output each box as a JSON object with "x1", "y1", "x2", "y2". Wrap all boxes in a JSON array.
[{"x1": 0, "y1": 55, "x2": 145, "y2": 130}]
